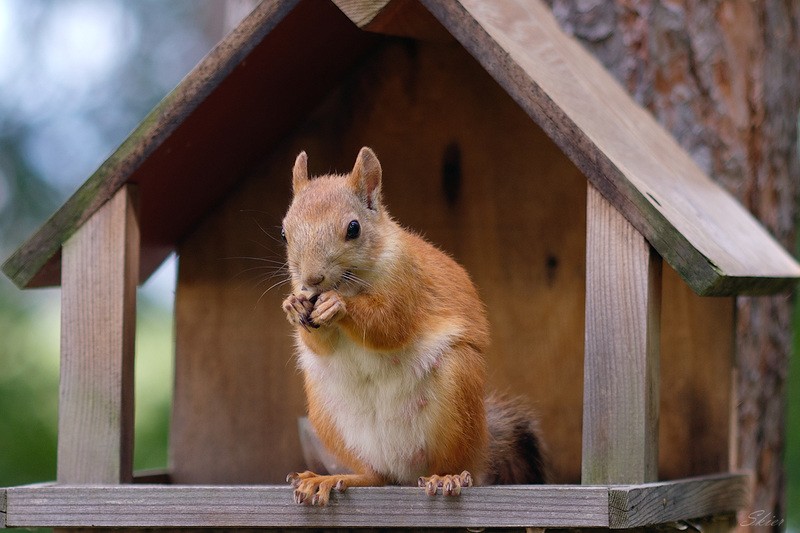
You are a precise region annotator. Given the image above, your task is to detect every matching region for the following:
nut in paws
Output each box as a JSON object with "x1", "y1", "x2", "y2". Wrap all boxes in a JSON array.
[{"x1": 309, "y1": 291, "x2": 346, "y2": 327}]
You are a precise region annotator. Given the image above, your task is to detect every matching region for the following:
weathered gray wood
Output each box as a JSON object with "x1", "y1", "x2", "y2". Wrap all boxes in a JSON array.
[
  {"x1": 1, "y1": 487, "x2": 6, "y2": 528},
  {"x1": 58, "y1": 185, "x2": 139, "y2": 484},
  {"x1": 420, "y1": 0, "x2": 800, "y2": 295},
  {"x1": 608, "y1": 474, "x2": 749, "y2": 528},
  {"x1": 3, "y1": 475, "x2": 749, "y2": 529},
  {"x1": 4, "y1": 485, "x2": 609, "y2": 529},
  {"x1": 582, "y1": 185, "x2": 661, "y2": 485}
]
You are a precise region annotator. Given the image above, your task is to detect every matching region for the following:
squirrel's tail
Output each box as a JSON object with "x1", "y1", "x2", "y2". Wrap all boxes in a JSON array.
[{"x1": 481, "y1": 394, "x2": 549, "y2": 485}]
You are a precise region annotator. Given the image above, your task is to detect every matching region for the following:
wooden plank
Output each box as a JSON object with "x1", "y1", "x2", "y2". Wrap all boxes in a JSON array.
[
  {"x1": 171, "y1": 155, "x2": 304, "y2": 483},
  {"x1": 420, "y1": 0, "x2": 800, "y2": 295},
  {"x1": 4, "y1": 476, "x2": 749, "y2": 529},
  {"x1": 4, "y1": 485, "x2": 609, "y2": 529},
  {"x1": 658, "y1": 269, "x2": 734, "y2": 480},
  {"x1": 608, "y1": 473, "x2": 749, "y2": 528},
  {"x1": 582, "y1": 185, "x2": 661, "y2": 485},
  {"x1": 58, "y1": 185, "x2": 139, "y2": 484},
  {"x1": 170, "y1": 37, "x2": 588, "y2": 484},
  {"x1": 170, "y1": 35, "x2": 735, "y2": 487},
  {"x1": 1, "y1": 487, "x2": 6, "y2": 528}
]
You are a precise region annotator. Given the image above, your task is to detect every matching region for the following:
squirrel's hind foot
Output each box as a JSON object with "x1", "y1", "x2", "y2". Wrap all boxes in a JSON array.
[
  {"x1": 287, "y1": 471, "x2": 382, "y2": 506},
  {"x1": 418, "y1": 471, "x2": 473, "y2": 496}
]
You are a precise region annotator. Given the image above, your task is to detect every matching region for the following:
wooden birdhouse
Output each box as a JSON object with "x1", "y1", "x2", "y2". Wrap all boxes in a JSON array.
[{"x1": 3, "y1": 0, "x2": 799, "y2": 529}]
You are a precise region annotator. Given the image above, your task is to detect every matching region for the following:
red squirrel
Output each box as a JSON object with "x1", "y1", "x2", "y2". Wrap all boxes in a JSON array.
[{"x1": 281, "y1": 147, "x2": 547, "y2": 506}]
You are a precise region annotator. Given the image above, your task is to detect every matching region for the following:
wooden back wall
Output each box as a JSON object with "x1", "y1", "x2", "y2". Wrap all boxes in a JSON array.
[{"x1": 172, "y1": 36, "x2": 733, "y2": 484}]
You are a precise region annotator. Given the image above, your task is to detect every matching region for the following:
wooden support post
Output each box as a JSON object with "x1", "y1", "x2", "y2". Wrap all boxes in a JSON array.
[
  {"x1": 58, "y1": 185, "x2": 139, "y2": 484},
  {"x1": 582, "y1": 184, "x2": 661, "y2": 485}
]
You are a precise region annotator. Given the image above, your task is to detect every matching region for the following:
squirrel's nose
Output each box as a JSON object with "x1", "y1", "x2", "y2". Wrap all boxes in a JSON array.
[{"x1": 304, "y1": 273, "x2": 325, "y2": 288}]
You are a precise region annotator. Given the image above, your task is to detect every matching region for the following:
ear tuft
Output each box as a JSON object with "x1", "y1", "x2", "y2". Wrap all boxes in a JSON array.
[
  {"x1": 292, "y1": 151, "x2": 309, "y2": 195},
  {"x1": 349, "y1": 147, "x2": 382, "y2": 210}
]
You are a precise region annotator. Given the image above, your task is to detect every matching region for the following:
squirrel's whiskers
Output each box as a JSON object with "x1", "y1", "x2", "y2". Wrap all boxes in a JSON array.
[{"x1": 279, "y1": 147, "x2": 547, "y2": 507}]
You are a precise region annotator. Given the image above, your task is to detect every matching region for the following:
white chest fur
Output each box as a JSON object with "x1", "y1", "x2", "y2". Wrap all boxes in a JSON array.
[{"x1": 297, "y1": 327, "x2": 460, "y2": 483}]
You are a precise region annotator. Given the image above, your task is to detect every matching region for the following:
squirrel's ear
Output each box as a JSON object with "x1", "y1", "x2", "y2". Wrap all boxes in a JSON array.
[
  {"x1": 292, "y1": 151, "x2": 309, "y2": 195},
  {"x1": 349, "y1": 147, "x2": 382, "y2": 210}
]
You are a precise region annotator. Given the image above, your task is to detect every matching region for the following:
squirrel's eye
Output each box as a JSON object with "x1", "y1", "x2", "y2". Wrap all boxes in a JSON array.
[
  {"x1": 346, "y1": 220, "x2": 360, "y2": 240},
  {"x1": 280, "y1": 227, "x2": 287, "y2": 243}
]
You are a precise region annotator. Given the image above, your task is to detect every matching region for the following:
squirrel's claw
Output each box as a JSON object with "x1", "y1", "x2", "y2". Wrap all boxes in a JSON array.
[
  {"x1": 418, "y1": 471, "x2": 473, "y2": 497},
  {"x1": 282, "y1": 294, "x2": 315, "y2": 328},
  {"x1": 286, "y1": 471, "x2": 308, "y2": 488},
  {"x1": 286, "y1": 471, "x2": 346, "y2": 506}
]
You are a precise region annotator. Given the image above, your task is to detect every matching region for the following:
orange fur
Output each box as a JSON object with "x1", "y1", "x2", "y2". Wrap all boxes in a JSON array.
[{"x1": 280, "y1": 147, "x2": 495, "y2": 504}]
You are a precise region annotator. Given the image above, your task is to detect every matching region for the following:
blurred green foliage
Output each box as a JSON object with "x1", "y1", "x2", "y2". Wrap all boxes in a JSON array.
[
  {"x1": 0, "y1": 286, "x2": 173, "y2": 485},
  {"x1": 0, "y1": 288, "x2": 59, "y2": 486},
  {"x1": 132, "y1": 294, "x2": 175, "y2": 473}
]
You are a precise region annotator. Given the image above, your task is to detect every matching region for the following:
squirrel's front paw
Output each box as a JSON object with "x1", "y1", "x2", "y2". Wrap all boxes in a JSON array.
[
  {"x1": 309, "y1": 291, "x2": 346, "y2": 327},
  {"x1": 282, "y1": 293, "x2": 315, "y2": 329}
]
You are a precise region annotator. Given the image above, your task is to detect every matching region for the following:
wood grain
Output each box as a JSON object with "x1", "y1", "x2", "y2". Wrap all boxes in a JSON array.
[
  {"x1": 658, "y1": 268, "x2": 734, "y2": 480},
  {"x1": 3, "y1": 474, "x2": 749, "y2": 529},
  {"x1": 582, "y1": 185, "x2": 661, "y2": 485},
  {"x1": 1, "y1": 487, "x2": 6, "y2": 528},
  {"x1": 420, "y1": 0, "x2": 800, "y2": 295},
  {"x1": 608, "y1": 473, "x2": 750, "y2": 528},
  {"x1": 171, "y1": 35, "x2": 588, "y2": 484},
  {"x1": 4, "y1": 484, "x2": 609, "y2": 529},
  {"x1": 58, "y1": 185, "x2": 139, "y2": 484},
  {"x1": 171, "y1": 31, "x2": 734, "y2": 486}
]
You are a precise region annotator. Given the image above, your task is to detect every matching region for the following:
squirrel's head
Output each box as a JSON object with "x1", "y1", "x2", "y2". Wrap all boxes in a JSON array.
[{"x1": 281, "y1": 147, "x2": 387, "y2": 296}]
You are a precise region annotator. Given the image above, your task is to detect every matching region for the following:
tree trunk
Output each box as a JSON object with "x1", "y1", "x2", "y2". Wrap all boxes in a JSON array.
[{"x1": 547, "y1": 1, "x2": 800, "y2": 530}]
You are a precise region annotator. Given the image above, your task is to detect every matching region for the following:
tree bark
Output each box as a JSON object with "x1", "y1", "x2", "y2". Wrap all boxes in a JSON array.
[{"x1": 547, "y1": 1, "x2": 800, "y2": 530}]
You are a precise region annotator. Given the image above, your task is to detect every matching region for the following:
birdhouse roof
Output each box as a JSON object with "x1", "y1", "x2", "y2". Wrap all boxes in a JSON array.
[{"x1": 4, "y1": 0, "x2": 799, "y2": 296}]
